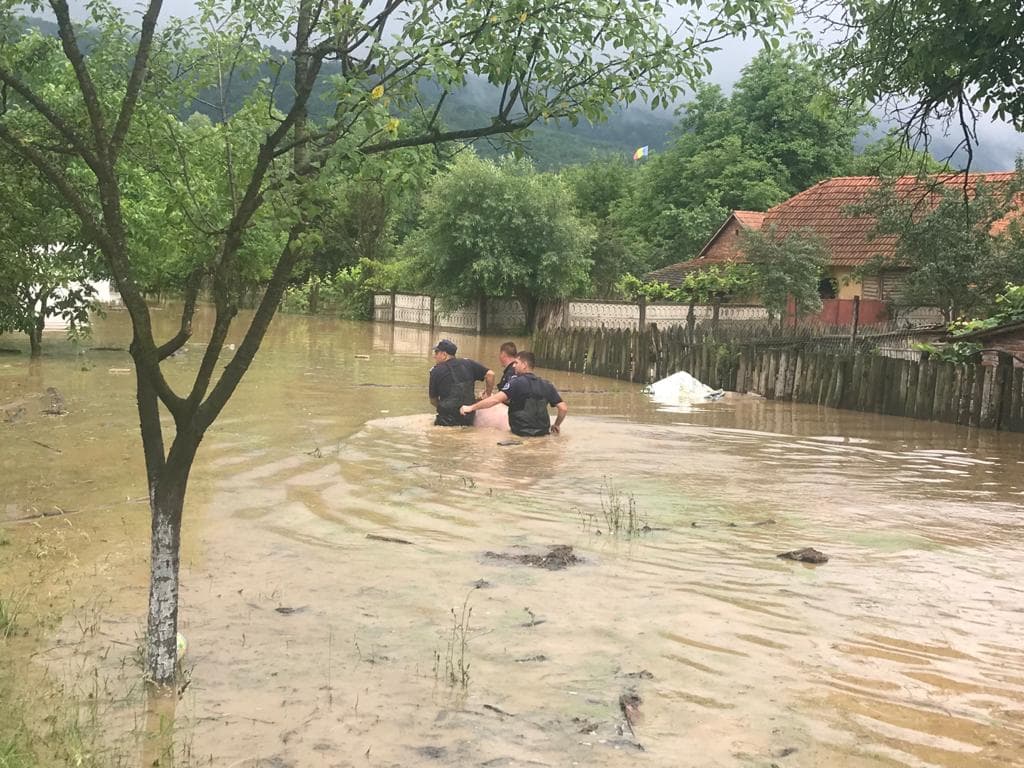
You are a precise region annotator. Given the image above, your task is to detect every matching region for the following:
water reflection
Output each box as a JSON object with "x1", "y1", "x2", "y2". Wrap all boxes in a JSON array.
[{"x1": 2, "y1": 306, "x2": 1024, "y2": 767}]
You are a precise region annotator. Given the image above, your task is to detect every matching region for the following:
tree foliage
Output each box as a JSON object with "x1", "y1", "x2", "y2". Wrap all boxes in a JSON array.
[
  {"x1": 741, "y1": 225, "x2": 828, "y2": 318},
  {"x1": 0, "y1": 145, "x2": 97, "y2": 353},
  {"x1": 408, "y1": 154, "x2": 593, "y2": 330},
  {"x1": 821, "y1": 0, "x2": 1024, "y2": 164},
  {"x1": 852, "y1": 176, "x2": 1024, "y2": 321},
  {"x1": 613, "y1": 47, "x2": 866, "y2": 271}
]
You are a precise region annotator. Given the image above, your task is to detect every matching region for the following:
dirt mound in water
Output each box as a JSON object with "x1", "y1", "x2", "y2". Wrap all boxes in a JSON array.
[{"x1": 484, "y1": 544, "x2": 581, "y2": 570}]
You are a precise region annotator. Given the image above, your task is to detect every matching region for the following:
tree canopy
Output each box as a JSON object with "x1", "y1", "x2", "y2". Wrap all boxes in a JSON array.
[
  {"x1": 741, "y1": 225, "x2": 828, "y2": 319},
  {"x1": 407, "y1": 154, "x2": 593, "y2": 330},
  {"x1": 852, "y1": 176, "x2": 1024, "y2": 322},
  {"x1": 610, "y1": 47, "x2": 867, "y2": 272},
  {"x1": 822, "y1": 0, "x2": 1024, "y2": 164}
]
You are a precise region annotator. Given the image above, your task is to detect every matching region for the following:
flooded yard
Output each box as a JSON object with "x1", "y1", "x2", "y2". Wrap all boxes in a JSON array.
[{"x1": 2, "y1": 307, "x2": 1024, "y2": 767}]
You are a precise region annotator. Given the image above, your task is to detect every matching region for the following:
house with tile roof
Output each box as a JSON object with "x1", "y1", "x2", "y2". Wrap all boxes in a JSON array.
[{"x1": 647, "y1": 172, "x2": 1021, "y2": 325}]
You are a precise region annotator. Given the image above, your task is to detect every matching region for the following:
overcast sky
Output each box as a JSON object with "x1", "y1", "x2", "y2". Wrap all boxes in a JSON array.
[{"x1": 53, "y1": 1, "x2": 1024, "y2": 168}]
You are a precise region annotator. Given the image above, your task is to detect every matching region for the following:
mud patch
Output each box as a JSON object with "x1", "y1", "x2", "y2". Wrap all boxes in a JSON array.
[
  {"x1": 484, "y1": 544, "x2": 581, "y2": 570},
  {"x1": 777, "y1": 547, "x2": 829, "y2": 564}
]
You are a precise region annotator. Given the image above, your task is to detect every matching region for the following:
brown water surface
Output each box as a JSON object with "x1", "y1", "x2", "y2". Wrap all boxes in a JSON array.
[{"x1": 2, "y1": 307, "x2": 1024, "y2": 767}]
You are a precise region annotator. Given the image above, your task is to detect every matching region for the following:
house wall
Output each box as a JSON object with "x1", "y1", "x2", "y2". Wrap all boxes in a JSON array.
[
  {"x1": 829, "y1": 268, "x2": 863, "y2": 299},
  {"x1": 698, "y1": 219, "x2": 747, "y2": 263}
]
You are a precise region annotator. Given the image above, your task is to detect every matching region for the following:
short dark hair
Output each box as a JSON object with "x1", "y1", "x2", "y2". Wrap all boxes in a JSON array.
[
  {"x1": 500, "y1": 341, "x2": 517, "y2": 357},
  {"x1": 516, "y1": 351, "x2": 536, "y2": 369}
]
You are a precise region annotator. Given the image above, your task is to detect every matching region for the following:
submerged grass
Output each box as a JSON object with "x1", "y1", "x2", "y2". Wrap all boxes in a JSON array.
[
  {"x1": 434, "y1": 590, "x2": 475, "y2": 690},
  {"x1": 578, "y1": 477, "x2": 648, "y2": 536}
]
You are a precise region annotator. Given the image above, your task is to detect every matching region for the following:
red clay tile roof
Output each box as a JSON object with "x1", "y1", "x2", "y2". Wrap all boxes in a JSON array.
[
  {"x1": 732, "y1": 210, "x2": 766, "y2": 229},
  {"x1": 648, "y1": 172, "x2": 1021, "y2": 285}
]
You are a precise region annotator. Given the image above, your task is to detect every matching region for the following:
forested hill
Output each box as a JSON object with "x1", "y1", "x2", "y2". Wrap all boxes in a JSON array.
[
  {"x1": 22, "y1": 16, "x2": 673, "y2": 168},
  {"x1": 21, "y1": 17, "x2": 1020, "y2": 170}
]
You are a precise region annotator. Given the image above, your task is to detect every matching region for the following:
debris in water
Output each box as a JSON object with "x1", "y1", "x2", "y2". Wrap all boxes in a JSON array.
[
  {"x1": 705, "y1": 388, "x2": 725, "y2": 400},
  {"x1": 472, "y1": 579, "x2": 493, "y2": 589},
  {"x1": 366, "y1": 533, "x2": 413, "y2": 545},
  {"x1": 482, "y1": 704, "x2": 515, "y2": 717},
  {"x1": 414, "y1": 745, "x2": 446, "y2": 759},
  {"x1": 274, "y1": 606, "x2": 307, "y2": 615},
  {"x1": 514, "y1": 654, "x2": 548, "y2": 663},
  {"x1": 354, "y1": 354, "x2": 370, "y2": 359},
  {"x1": 521, "y1": 607, "x2": 545, "y2": 627},
  {"x1": 484, "y1": 544, "x2": 581, "y2": 570},
  {"x1": 622, "y1": 670, "x2": 654, "y2": 680},
  {"x1": 176, "y1": 632, "x2": 188, "y2": 661},
  {"x1": 108, "y1": 367, "x2": 131, "y2": 374},
  {"x1": 753, "y1": 518, "x2": 777, "y2": 526},
  {"x1": 644, "y1": 370, "x2": 714, "y2": 406},
  {"x1": 619, "y1": 691, "x2": 643, "y2": 728},
  {"x1": 3, "y1": 405, "x2": 26, "y2": 424},
  {"x1": 41, "y1": 387, "x2": 67, "y2": 415},
  {"x1": 773, "y1": 746, "x2": 799, "y2": 758},
  {"x1": 777, "y1": 547, "x2": 829, "y2": 564},
  {"x1": 496, "y1": 439, "x2": 522, "y2": 447}
]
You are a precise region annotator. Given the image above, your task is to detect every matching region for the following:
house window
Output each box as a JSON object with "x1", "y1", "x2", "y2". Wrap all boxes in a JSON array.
[{"x1": 818, "y1": 277, "x2": 837, "y2": 299}]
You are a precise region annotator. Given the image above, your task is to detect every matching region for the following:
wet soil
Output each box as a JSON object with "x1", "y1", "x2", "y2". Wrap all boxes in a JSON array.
[{"x1": 3, "y1": 308, "x2": 1024, "y2": 767}]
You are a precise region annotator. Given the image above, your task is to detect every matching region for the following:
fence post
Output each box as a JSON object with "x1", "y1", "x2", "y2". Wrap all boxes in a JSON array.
[
  {"x1": 389, "y1": 290, "x2": 397, "y2": 324},
  {"x1": 478, "y1": 295, "x2": 488, "y2": 336},
  {"x1": 638, "y1": 295, "x2": 647, "y2": 331},
  {"x1": 849, "y1": 295, "x2": 860, "y2": 348},
  {"x1": 429, "y1": 295, "x2": 435, "y2": 334}
]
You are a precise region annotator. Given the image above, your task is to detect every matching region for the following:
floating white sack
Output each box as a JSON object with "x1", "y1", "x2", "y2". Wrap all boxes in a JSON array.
[{"x1": 644, "y1": 370, "x2": 719, "y2": 406}]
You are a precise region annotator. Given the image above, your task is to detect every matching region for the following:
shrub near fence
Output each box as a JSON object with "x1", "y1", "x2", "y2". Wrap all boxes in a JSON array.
[{"x1": 532, "y1": 325, "x2": 1024, "y2": 432}]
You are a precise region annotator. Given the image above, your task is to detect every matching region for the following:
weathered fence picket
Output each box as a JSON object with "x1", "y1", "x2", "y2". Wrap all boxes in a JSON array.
[{"x1": 533, "y1": 326, "x2": 1024, "y2": 433}]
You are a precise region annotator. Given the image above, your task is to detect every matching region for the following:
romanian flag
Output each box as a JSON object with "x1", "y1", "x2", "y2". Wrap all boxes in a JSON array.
[{"x1": 632, "y1": 145, "x2": 649, "y2": 161}]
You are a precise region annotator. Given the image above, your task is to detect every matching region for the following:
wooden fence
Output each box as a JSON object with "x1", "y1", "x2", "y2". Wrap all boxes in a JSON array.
[{"x1": 532, "y1": 325, "x2": 1024, "y2": 432}]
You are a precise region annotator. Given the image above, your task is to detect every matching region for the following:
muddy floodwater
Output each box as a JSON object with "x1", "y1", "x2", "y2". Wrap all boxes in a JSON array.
[{"x1": 3, "y1": 306, "x2": 1024, "y2": 768}]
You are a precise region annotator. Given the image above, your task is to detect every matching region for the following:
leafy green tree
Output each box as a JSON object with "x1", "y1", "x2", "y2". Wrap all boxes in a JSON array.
[
  {"x1": 845, "y1": 133, "x2": 948, "y2": 177},
  {"x1": 409, "y1": 154, "x2": 593, "y2": 330},
  {"x1": 561, "y1": 156, "x2": 647, "y2": 295},
  {"x1": 822, "y1": 0, "x2": 1024, "y2": 162},
  {"x1": 853, "y1": 177, "x2": 1024, "y2": 322},
  {"x1": 0, "y1": 0, "x2": 790, "y2": 686},
  {"x1": 741, "y1": 226, "x2": 828, "y2": 319},
  {"x1": 615, "y1": 48, "x2": 866, "y2": 270},
  {"x1": 949, "y1": 283, "x2": 1024, "y2": 335},
  {"x1": 0, "y1": 148, "x2": 97, "y2": 354}
]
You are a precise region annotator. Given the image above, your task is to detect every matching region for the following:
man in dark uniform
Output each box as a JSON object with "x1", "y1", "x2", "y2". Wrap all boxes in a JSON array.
[
  {"x1": 460, "y1": 351, "x2": 567, "y2": 436},
  {"x1": 497, "y1": 341, "x2": 518, "y2": 391},
  {"x1": 428, "y1": 339, "x2": 494, "y2": 427}
]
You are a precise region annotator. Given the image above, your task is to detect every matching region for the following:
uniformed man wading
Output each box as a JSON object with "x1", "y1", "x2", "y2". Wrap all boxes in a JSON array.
[
  {"x1": 460, "y1": 351, "x2": 567, "y2": 436},
  {"x1": 496, "y1": 341, "x2": 518, "y2": 391},
  {"x1": 428, "y1": 339, "x2": 494, "y2": 427}
]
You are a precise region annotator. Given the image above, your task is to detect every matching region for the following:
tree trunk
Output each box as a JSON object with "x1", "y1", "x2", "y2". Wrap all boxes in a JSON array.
[
  {"x1": 309, "y1": 277, "x2": 320, "y2": 314},
  {"x1": 521, "y1": 296, "x2": 538, "y2": 334},
  {"x1": 144, "y1": 434, "x2": 201, "y2": 686},
  {"x1": 29, "y1": 292, "x2": 48, "y2": 357},
  {"x1": 146, "y1": 474, "x2": 186, "y2": 685}
]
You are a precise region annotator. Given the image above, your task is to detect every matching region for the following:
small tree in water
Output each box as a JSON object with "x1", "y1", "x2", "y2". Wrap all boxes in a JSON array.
[{"x1": 0, "y1": 0, "x2": 791, "y2": 686}]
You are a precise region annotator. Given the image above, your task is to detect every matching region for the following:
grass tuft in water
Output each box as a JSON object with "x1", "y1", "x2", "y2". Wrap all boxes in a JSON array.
[
  {"x1": 434, "y1": 590, "x2": 474, "y2": 689},
  {"x1": 593, "y1": 476, "x2": 646, "y2": 536}
]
